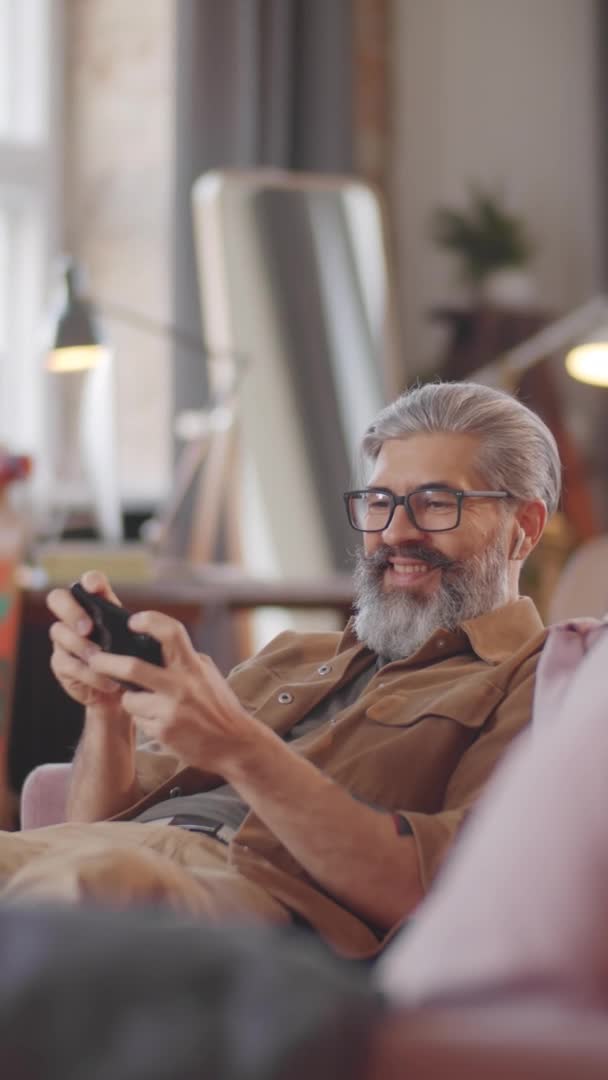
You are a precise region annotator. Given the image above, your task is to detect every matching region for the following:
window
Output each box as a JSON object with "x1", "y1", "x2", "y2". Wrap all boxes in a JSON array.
[{"x1": 0, "y1": 0, "x2": 62, "y2": 458}]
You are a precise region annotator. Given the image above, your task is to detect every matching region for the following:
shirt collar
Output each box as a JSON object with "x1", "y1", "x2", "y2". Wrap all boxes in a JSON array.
[{"x1": 460, "y1": 597, "x2": 545, "y2": 664}]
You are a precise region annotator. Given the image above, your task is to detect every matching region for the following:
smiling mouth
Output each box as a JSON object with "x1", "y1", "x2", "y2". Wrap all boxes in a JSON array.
[
  {"x1": 362, "y1": 545, "x2": 453, "y2": 588},
  {"x1": 390, "y1": 560, "x2": 435, "y2": 575},
  {"x1": 385, "y1": 560, "x2": 441, "y2": 585}
]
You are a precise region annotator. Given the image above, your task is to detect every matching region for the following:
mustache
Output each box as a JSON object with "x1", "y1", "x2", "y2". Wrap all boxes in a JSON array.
[{"x1": 362, "y1": 543, "x2": 454, "y2": 572}]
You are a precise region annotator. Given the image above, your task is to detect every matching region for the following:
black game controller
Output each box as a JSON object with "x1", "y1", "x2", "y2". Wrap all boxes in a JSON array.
[{"x1": 70, "y1": 583, "x2": 164, "y2": 688}]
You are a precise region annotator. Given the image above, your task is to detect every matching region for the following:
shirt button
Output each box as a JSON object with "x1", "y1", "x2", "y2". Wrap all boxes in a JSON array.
[
  {"x1": 317, "y1": 664, "x2": 332, "y2": 676},
  {"x1": 169, "y1": 786, "x2": 182, "y2": 799},
  {"x1": 278, "y1": 691, "x2": 294, "y2": 704}
]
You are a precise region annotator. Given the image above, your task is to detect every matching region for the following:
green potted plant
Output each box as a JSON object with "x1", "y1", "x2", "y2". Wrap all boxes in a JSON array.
[{"x1": 431, "y1": 187, "x2": 536, "y2": 307}]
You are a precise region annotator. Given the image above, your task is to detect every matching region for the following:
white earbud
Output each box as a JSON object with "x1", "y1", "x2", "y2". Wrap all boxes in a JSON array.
[{"x1": 511, "y1": 527, "x2": 526, "y2": 560}]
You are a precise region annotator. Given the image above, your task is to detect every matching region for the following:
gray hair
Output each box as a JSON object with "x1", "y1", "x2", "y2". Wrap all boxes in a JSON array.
[{"x1": 362, "y1": 381, "x2": 561, "y2": 515}]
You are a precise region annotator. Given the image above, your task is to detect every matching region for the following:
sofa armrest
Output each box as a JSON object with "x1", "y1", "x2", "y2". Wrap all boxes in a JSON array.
[{"x1": 20, "y1": 763, "x2": 72, "y2": 830}]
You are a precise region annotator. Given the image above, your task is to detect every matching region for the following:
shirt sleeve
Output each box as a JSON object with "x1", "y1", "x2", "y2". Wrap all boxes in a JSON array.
[{"x1": 398, "y1": 652, "x2": 539, "y2": 890}]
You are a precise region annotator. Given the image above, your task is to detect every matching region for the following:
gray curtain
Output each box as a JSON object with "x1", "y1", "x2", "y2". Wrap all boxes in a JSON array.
[{"x1": 171, "y1": 0, "x2": 355, "y2": 555}]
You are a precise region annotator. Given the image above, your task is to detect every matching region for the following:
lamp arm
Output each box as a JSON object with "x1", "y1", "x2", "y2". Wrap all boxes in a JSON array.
[
  {"x1": 473, "y1": 295, "x2": 608, "y2": 388},
  {"x1": 98, "y1": 299, "x2": 246, "y2": 368}
]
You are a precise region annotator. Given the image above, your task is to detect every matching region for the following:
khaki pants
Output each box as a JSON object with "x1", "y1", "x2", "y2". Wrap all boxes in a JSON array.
[{"x1": 0, "y1": 822, "x2": 291, "y2": 924}]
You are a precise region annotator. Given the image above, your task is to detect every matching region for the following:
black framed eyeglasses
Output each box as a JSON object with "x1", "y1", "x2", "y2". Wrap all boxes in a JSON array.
[{"x1": 343, "y1": 486, "x2": 512, "y2": 533}]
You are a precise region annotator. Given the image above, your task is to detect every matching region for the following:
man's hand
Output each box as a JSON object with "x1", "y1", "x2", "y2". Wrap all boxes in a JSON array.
[
  {"x1": 88, "y1": 610, "x2": 265, "y2": 775},
  {"x1": 47, "y1": 571, "x2": 144, "y2": 822},
  {"x1": 47, "y1": 571, "x2": 123, "y2": 709}
]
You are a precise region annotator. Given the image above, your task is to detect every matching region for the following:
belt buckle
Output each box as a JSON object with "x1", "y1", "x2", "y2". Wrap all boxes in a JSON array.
[
  {"x1": 169, "y1": 815, "x2": 235, "y2": 845},
  {"x1": 170, "y1": 814, "x2": 220, "y2": 836}
]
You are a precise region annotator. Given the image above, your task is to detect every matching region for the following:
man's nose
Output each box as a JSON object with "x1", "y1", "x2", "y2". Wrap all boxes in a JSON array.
[{"x1": 381, "y1": 503, "x2": 425, "y2": 546}]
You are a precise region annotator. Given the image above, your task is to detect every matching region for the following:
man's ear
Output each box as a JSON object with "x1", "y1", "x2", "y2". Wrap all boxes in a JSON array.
[{"x1": 511, "y1": 500, "x2": 548, "y2": 561}]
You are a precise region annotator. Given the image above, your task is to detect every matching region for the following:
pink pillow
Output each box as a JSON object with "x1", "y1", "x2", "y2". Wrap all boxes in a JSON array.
[{"x1": 379, "y1": 619, "x2": 608, "y2": 1006}]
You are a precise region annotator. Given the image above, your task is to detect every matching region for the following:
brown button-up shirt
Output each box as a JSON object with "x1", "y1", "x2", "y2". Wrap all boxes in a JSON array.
[{"x1": 118, "y1": 597, "x2": 546, "y2": 956}]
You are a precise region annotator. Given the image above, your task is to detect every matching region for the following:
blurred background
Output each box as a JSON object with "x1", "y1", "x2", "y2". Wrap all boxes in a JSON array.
[{"x1": 2, "y1": 0, "x2": 607, "y2": 551}]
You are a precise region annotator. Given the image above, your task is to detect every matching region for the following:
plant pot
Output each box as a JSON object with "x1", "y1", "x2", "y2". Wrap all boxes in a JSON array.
[{"x1": 481, "y1": 268, "x2": 537, "y2": 310}]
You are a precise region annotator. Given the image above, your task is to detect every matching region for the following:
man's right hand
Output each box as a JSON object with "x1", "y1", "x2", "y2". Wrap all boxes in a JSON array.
[{"x1": 47, "y1": 570, "x2": 124, "y2": 709}]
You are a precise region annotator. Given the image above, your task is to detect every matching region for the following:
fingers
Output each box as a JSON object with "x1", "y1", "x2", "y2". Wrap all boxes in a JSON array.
[
  {"x1": 46, "y1": 571, "x2": 122, "y2": 633},
  {"x1": 127, "y1": 611, "x2": 194, "y2": 660},
  {"x1": 80, "y1": 570, "x2": 122, "y2": 605},
  {"x1": 50, "y1": 644, "x2": 122, "y2": 696},
  {"x1": 47, "y1": 587, "x2": 93, "y2": 635},
  {"x1": 49, "y1": 620, "x2": 99, "y2": 664},
  {"x1": 89, "y1": 651, "x2": 169, "y2": 694}
]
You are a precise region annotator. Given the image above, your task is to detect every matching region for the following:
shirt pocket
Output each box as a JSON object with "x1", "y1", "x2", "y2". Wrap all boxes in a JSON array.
[{"x1": 365, "y1": 680, "x2": 504, "y2": 731}]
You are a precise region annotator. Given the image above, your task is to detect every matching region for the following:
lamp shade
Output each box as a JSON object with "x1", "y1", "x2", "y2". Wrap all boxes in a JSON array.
[
  {"x1": 565, "y1": 340, "x2": 608, "y2": 388},
  {"x1": 46, "y1": 259, "x2": 108, "y2": 372}
]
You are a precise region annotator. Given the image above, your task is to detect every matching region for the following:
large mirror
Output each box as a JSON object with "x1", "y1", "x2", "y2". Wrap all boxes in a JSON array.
[{"x1": 191, "y1": 170, "x2": 402, "y2": 587}]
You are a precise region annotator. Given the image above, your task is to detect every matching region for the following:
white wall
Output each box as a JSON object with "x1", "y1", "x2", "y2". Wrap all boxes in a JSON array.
[{"x1": 390, "y1": 0, "x2": 603, "y2": 375}]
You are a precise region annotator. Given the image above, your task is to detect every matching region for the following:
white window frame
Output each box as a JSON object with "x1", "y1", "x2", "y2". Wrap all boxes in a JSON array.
[{"x1": 0, "y1": 0, "x2": 63, "y2": 464}]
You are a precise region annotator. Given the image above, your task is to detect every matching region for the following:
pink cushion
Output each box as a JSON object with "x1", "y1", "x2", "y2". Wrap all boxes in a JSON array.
[
  {"x1": 20, "y1": 763, "x2": 72, "y2": 830},
  {"x1": 379, "y1": 618, "x2": 608, "y2": 1006}
]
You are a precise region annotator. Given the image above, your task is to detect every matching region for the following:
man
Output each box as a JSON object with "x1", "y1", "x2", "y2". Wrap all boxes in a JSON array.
[{"x1": 0, "y1": 381, "x2": 559, "y2": 957}]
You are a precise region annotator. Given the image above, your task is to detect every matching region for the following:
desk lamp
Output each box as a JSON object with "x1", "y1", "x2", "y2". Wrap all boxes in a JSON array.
[
  {"x1": 42, "y1": 258, "x2": 120, "y2": 542},
  {"x1": 472, "y1": 295, "x2": 608, "y2": 390},
  {"x1": 44, "y1": 257, "x2": 244, "y2": 559},
  {"x1": 46, "y1": 259, "x2": 108, "y2": 374}
]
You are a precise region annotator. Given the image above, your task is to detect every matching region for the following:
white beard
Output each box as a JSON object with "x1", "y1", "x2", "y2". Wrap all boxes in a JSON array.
[{"x1": 352, "y1": 532, "x2": 511, "y2": 661}]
